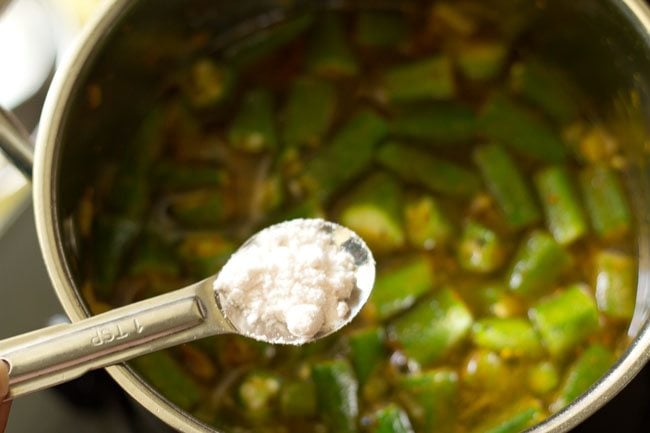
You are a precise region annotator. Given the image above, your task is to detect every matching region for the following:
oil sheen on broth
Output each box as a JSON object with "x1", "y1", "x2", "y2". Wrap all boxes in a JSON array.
[{"x1": 77, "y1": 2, "x2": 637, "y2": 433}]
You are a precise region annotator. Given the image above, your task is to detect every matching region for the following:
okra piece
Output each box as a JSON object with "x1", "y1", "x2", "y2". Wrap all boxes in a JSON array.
[
  {"x1": 456, "y1": 40, "x2": 508, "y2": 82},
  {"x1": 131, "y1": 351, "x2": 201, "y2": 411},
  {"x1": 457, "y1": 221, "x2": 505, "y2": 273},
  {"x1": 473, "y1": 144, "x2": 540, "y2": 229},
  {"x1": 510, "y1": 60, "x2": 579, "y2": 124},
  {"x1": 357, "y1": 12, "x2": 408, "y2": 48},
  {"x1": 282, "y1": 77, "x2": 337, "y2": 148},
  {"x1": 471, "y1": 318, "x2": 544, "y2": 358},
  {"x1": 507, "y1": 231, "x2": 571, "y2": 297},
  {"x1": 349, "y1": 327, "x2": 385, "y2": 386},
  {"x1": 404, "y1": 195, "x2": 453, "y2": 250},
  {"x1": 238, "y1": 371, "x2": 282, "y2": 420},
  {"x1": 594, "y1": 250, "x2": 636, "y2": 320},
  {"x1": 470, "y1": 398, "x2": 544, "y2": 433},
  {"x1": 479, "y1": 94, "x2": 568, "y2": 163},
  {"x1": 339, "y1": 172, "x2": 405, "y2": 254},
  {"x1": 382, "y1": 56, "x2": 455, "y2": 102},
  {"x1": 228, "y1": 89, "x2": 277, "y2": 152},
  {"x1": 169, "y1": 190, "x2": 233, "y2": 228},
  {"x1": 312, "y1": 360, "x2": 359, "y2": 433},
  {"x1": 472, "y1": 282, "x2": 524, "y2": 318},
  {"x1": 529, "y1": 284, "x2": 600, "y2": 358},
  {"x1": 280, "y1": 380, "x2": 317, "y2": 418},
  {"x1": 367, "y1": 257, "x2": 434, "y2": 320},
  {"x1": 430, "y1": 3, "x2": 477, "y2": 37},
  {"x1": 398, "y1": 369, "x2": 458, "y2": 433},
  {"x1": 307, "y1": 13, "x2": 359, "y2": 77},
  {"x1": 391, "y1": 288, "x2": 473, "y2": 365},
  {"x1": 551, "y1": 345, "x2": 615, "y2": 412},
  {"x1": 154, "y1": 162, "x2": 227, "y2": 191},
  {"x1": 534, "y1": 165, "x2": 588, "y2": 245},
  {"x1": 462, "y1": 350, "x2": 507, "y2": 390},
  {"x1": 178, "y1": 233, "x2": 236, "y2": 280},
  {"x1": 390, "y1": 103, "x2": 477, "y2": 144},
  {"x1": 304, "y1": 110, "x2": 388, "y2": 200},
  {"x1": 371, "y1": 405, "x2": 415, "y2": 433},
  {"x1": 377, "y1": 142, "x2": 481, "y2": 197},
  {"x1": 183, "y1": 58, "x2": 235, "y2": 109},
  {"x1": 579, "y1": 164, "x2": 631, "y2": 240},
  {"x1": 129, "y1": 228, "x2": 179, "y2": 278},
  {"x1": 527, "y1": 361, "x2": 560, "y2": 396}
]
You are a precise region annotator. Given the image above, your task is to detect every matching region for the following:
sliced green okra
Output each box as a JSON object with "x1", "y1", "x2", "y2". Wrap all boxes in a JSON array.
[
  {"x1": 377, "y1": 142, "x2": 481, "y2": 197},
  {"x1": 228, "y1": 89, "x2": 277, "y2": 153},
  {"x1": 534, "y1": 165, "x2": 588, "y2": 245},
  {"x1": 238, "y1": 371, "x2": 282, "y2": 420},
  {"x1": 471, "y1": 318, "x2": 543, "y2": 358},
  {"x1": 551, "y1": 344, "x2": 615, "y2": 412},
  {"x1": 367, "y1": 256, "x2": 434, "y2": 321},
  {"x1": 339, "y1": 172, "x2": 405, "y2": 254},
  {"x1": 178, "y1": 232, "x2": 236, "y2": 279},
  {"x1": 457, "y1": 221, "x2": 505, "y2": 273},
  {"x1": 510, "y1": 59, "x2": 579, "y2": 124},
  {"x1": 128, "y1": 228, "x2": 179, "y2": 278},
  {"x1": 527, "y1": 361, "x2": 560, "y2": 396},
  {"x1": 391, "y1": 288, "x2": 473, "y2": 366},
  {"x1": 131, "y1": 351, "x2": 201, "y2": 411},
  {"x1": 470, "y1": 398, "x2": 545, "y2": 433},
  {"x1": 462, "y1": 350, "x2": 507, "y2": 390},
  {"x1": 594, "y1": 250, "x2": 637, "y2": 320},
  {"x1": 304, "y1": 110, "x2": 388, "y2": 200},
  {"x1": 280, "y1": 380, "x2": 317, "y2": 418},
  {"x1": 479, "y1": 94, "x2": 568, "y2": 163},
  {"x1": 472, "y1": 282, "x2": 524, "y2": 318},
  {"x1": 153, "y1": 162, "x2": 227, "y2": 191},
  {"x1": 382, "y1": 56, "x2": 455, "y2": 102},
  {"x1": 398, "y1": 368, "x2": 458, "y2": 433},
  {"x1": 404, "y1": 195, "x2": 453, "y2": 250},
  {"x1": 371, "y1": 404, "x2": 415, "y2": 433},
  {"x1": 183, "y1": 59, "x2": 235, "y2": 109},
  {"x1": 507, "y1": 230, "x2": 571, "y2": 297},
  {"x1": 579, "y1": 164, "x2": 631, "y2": 240},
  {"x1": 456, "y1": 40, "x2": 508, "y2": 81},
  {"x1": 307, "y1": 13, "x2": 359, "y2": 77},
  {"x1": 473, "y1": 144, "x2": 540, "y2": 229},
  {"x1": 168, "y1": 189, "x2": 233, "y2": 228},
  {"x1": 430, "y1": 3, "x2": 477, "y2": 37},
  {"x1": 357, "y1": 12, "x2": 408, "y2": 48},
  {"x1": 349, "y1": 327, "x2": 385, "y2": 386},
  {"x1": 390, "y1": 103, "x2": 477, "y2": 144},
  {"x1": 529, "y1": 284, "x2": 600, "y2": 358},
  {"x1": 282, "y1": 77, "x2": 337, "y2": 148},
  {"x1": 312, "y1": 360, "x2": 359, "y2": 433}
]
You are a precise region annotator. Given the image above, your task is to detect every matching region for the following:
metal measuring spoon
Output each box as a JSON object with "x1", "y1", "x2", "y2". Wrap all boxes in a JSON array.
[{"x1": 0, "y1": 219, "x2": 375, "y2": 401}]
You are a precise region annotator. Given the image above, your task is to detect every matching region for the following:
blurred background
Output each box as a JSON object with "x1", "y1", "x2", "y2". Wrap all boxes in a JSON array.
[{"x1": 0, "y1": 0, "x2": 648, "y2": 432}]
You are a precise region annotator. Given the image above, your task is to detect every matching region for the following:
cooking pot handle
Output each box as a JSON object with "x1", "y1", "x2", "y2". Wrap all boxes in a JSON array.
[{"x1": 0, "y1": 106, "x2": 34, "y2": 179}]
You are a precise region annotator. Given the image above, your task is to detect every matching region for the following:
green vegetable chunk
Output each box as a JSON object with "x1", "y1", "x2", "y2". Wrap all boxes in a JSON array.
[
  {"x1": 462, "y1": 350, "x2": 508, "y2": 390},
  {"x1": 473, "y1": 144, "x2": 540, "y2": 229},
  {"x1": 479, "y1": 94, "x2": 568, "y2": 163},
  {"x1": 168, "y1": 189, "x2": 232, "y2": 227},
  {"x1": 527, "y1": 361, "x2": 560, "y2": 396},
  {"x1": 283, "y1": 77, "x2": 337, "y2": 148},
  {"x1": 368, "y1": 256, "x2": 434, "y2": 320},
  {"x1": 131, "y1": 351, "x2": 201, "y2": 411},
  {"x1": 471, "y1": 398, "x2": 545, "y2": 433},
  {"x1": 382, "y1": 56, "x2": 455, "y2": 102},
  {"x1": 312, "y1": 360, "x2": 359, "y2": 433},
  {"x1": 238, "y1": 371, "x2": 282, "y2": 420},
  {"x1": 551, "y1": 345, "x2": 615, "y2": 412},
  {"x1": 579, "y1": 165, "x2": 631, "y2": 240},
  {"x1": 405, "y1": 195, "x2": 453, "y2": 250},
  {"x1": 339, "y1": 172, "x2": 405, "y2": 254},
  {"x1": 507, "y1": 231, "x2": 571, "y2": 297},
  {"x1": 399, "y1": 369, "x2": 458, "y2": 433},
  {"x1": 391, "y1": 288, "x2": 473, "y2": 365},
  {"x1": 372, "y1": 405, "x2": 415, "y2": 433},
  {"x1": 129, "y1": 228, "x2": 179, "y2": 278},
  {"x1": 594, "y1": 250, "x2": 636, "y2": 320},
  {"x1": 280, "y1": 381, "x2": 317, "y2": 418},
  {"x1": 304, "y1": 110, "x2": 388, "y2": 200},
  {"x1": 307, "y1": 13, "x2": 359, "y2": 77},
  {"x1": 228, "y1": 89, "x2": 277, "y2": 152},
  {"x1": 357, "y1": 12, "x2": 408, "y2": 48},
  {"x1": 471, "y1": 318, "x2": 543, "y2": 358},
  {"x1": 456, "y1": 40, "x2": 508, "y2": 81},
  {"x1": 529, "y1": 284, "x2": 600, "y2": 357},
  {"x1": 390, "y1": 103, "x2": 477, "y2": 144},
  {"x1": 154, "y1": 162, "x2": 227, "y2": 191},
  {"x1": 377, "y1": 142, "x2": 481, "y2": 197},
  {"x1": 535, "y1": 165, "x2": 588, "y2": 245},
  {"x1": 183, "y1": 59, "x2": 235, "y2": 108},
  {"x1": 457, "y1": 221, "x2": 505, "y2": 273},
  {"x1": 349, "y1": 327, "x2": 385, "y2": 386}
]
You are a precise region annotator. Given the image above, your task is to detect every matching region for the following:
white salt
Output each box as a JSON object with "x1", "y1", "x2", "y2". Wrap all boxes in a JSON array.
[{"x1": 213, "y1": 219, "x2": 358, "y2": 344}]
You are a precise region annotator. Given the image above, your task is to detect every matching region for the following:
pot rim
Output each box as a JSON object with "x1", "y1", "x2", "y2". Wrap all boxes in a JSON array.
[{"x1": 32, "y1": 1, "x2": 650, "y2": 432}]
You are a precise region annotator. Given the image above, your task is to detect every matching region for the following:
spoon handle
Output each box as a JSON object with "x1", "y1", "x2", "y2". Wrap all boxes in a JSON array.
[{"x1": 0, "y1": 278, "x2": 233, "y2": 401}]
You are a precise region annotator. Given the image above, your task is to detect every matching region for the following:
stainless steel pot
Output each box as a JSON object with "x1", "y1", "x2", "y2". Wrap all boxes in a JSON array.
[{"x1": 1, "y1": 0, "x2": 650, "y2": 432}]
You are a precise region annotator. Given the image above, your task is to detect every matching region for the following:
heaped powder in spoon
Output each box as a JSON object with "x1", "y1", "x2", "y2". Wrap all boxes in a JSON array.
[{"x1": 213, "y1": 219, "x2": 358, "y2": 344}]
